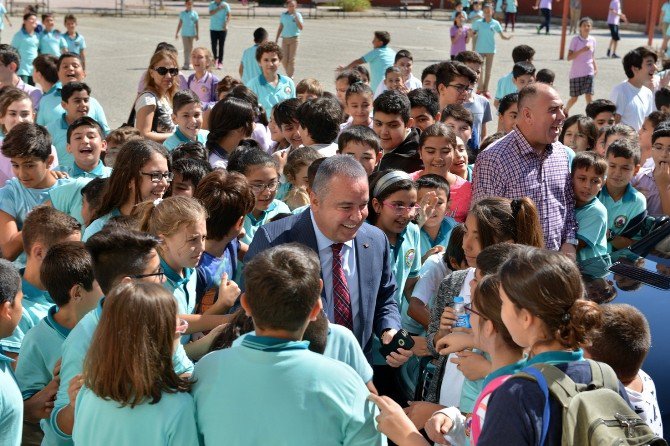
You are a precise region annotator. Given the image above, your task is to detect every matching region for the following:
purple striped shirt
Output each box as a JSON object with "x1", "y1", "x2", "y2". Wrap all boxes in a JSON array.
[{"x1": 471, "y1": 129, "x2": 577, "y2": 250}]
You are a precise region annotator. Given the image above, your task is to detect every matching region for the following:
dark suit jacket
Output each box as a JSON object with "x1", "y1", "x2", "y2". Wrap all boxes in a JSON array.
[{"x1": 245, "y1": 209, "x2": 401, "y2": 360}]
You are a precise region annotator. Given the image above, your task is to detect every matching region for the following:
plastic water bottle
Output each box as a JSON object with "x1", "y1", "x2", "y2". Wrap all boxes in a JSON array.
[{"x1": 453, "y1": 296, "x2": 471, "y2": 328}]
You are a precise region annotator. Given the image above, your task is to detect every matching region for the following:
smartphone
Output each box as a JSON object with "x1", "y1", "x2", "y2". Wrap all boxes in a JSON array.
[{"x1": 379, "y1": 329, "x2": 415, "y2": 357}]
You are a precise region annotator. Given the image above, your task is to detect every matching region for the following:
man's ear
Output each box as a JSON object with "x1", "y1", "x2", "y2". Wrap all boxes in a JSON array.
[{"x1": 307, "y1": 296, "x2": 323, "y2": 322}]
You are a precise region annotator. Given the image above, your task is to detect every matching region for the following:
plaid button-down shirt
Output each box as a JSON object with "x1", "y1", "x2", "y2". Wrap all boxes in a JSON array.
[{"x1": 472, "y1": 129, "x2": 577, "y2": 250}]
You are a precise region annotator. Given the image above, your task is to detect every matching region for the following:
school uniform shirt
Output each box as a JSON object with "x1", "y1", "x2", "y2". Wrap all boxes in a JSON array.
[
  {"x1": 373, "y1": 74, "x2": 422, "y2": 98},
  {"x1": 48, "y1": 178, "x2": 92, "y2": 225},
  {"x1": 0, "y1": 4, "x2": 6, "y2": 31},
  {"x1": 241, "y1": 44, "x2": 261, "y2": 85},
  {"x1": 15, "y1": 306, "x2": 69, "y2": 401},
  {"x1": 0, "y1": 275, "x2": 53, "y2": 354},
  {"x1": 362, "y1": 45, "x2": 396, "y2": 92},
  {"x1": 247, "y1": 73, "x2": 296, "y2": 120},
  {"x1": 324, "y1": 323, "x2": 375, "y2": 383},
  {"x1": 192, "y1": 335, "x2": 383, "y2": 446},
  {"x1": 478, "y1": 350, "x2": 631, "y2": 446},
  {"x1": 207, "y1": 143, "x2": 231, "y2": 169},
  {"x1": 471, "y1": 18, "x2": 503, "y2": 54},
  {"x1": 208, "y1": 1, "x2": 230, "y2": 31},
  {"x1": 0, "y1": 350, "x2": 22, "y2": 446},
  {"x1": 407, "y1": 171, "x2": 472, "y2": 223},
  {"x1": 46, "y1": 113, "x2": 78, "y2": 168},
  {"x1": 419, "y1": 217, "x2": 456, "y2": 258},
  {"x1": 0, "y1": 140, "x2": 59, "y2": 185},
  {"x1": 46, "y1": 298, "x2": 194, "y2": 446},
  {"x1": 36, "y1": 83, "x2": 110, "y2": 134},
  {"x1": 464, "y1": 93, "x2": 493, "y2": 147},
  {"x1": 311, "y1": 142, "x2": 339, "y2": 157},
  {"x1": 82, "y1": 208, "x2": 121, "y2": 241},
  {"x1": 412, "y1": 253, "x2": 451, "y2": 307},
  {"x1": 494, "y1": 71, "x2": 516, "y2": 100},
  {"x1": 503, "y1": 0, "x2": 518, "y2": 13},
  {"x1": 160, "y1": 259, "x2": 197, "y2": 344},
  {"x1": 610, "y1": 81, "x2": 654, "y2": 132},
  {"x1": 631, "y1": 166, "x2": 664, "y2": 217},
  {"x1": 241, "y1": 199, "x2": 291, "y2": 245},
  {"x1": 55, "y1": 160, "x2": 112, "y2": 180},
  {"x1": 627, "y1": 369, "x2": 664, "y2": 439},
  {"x1": 73, "y1": 387, "x2": 198, "y2": 446},
  {"x1": 568, "y1": 34, "x2": 596, "y2": 79},
  {"x1": 469, "y1": 9, "x2": 484, "y2": 21},
  {"x1": 0, "y1": 177, "x2": 72, "y2": 230},
  {"x1": 11, "y1": 28, "x2": 39, "y2": 76},
  {"x1": 663, "y1": 1, "x2": 670, "y2": 24},
  {"x1": 38, "y1": 29, "x2": 67, "y2": 57},
  {"x1": 195, "y1": 240, "x2": 238, "y2": 306},
  {"x1": 450, "y1": 25, "x2": 470, "y2": 57},
  {"x1": 280, "y1": 10, "x2": 303, "y2": 38},
  {"x1": 575, "y1": 197, "x2": 608, "y2": 263},
  {"x1": 163, "y1": 128, "x2": 208, "y2": 151},
  {"x1": 607, "y1": 0, "x2": 621, "y2": 25},
  {"x1": 598, "y1": 183, "x2": 647, "y2": 252},
  {"x1": 390, "y1": 223, "x2": 422, "y2": 334},
  {"x1": 378, "y1": 128, "x2": 423, "y2": 174},
  {"x1": 63, "y1": 32, "x2": 85, "y2": 54},
  {"x1": 179, "y1": 9, "x2": 199, "y2": 37},
  {"x1": 184, "y1": 72, "x2": 219, "y2": 110}
]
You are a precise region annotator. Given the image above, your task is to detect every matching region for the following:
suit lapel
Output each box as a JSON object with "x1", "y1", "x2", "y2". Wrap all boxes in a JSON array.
[
  {"x1": 353, "y1": 224, "x2": 374, "y2": 340},
  {"x1": 289, "y1": 210, "x2": 325, "y2": 300}
]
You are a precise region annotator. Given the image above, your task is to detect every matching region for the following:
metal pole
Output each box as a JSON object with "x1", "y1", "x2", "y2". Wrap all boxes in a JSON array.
[{"x1": 559, "y1": 0, "x2": 569, "y2": 60}]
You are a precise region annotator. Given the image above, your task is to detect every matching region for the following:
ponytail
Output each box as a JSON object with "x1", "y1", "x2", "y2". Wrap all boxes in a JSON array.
[
  {"x1": 557, "y1": 299, "x2": 603, "y2": 349},
  {"x1": 511, "y1": 197, "x2": 544, "y2": 248}
]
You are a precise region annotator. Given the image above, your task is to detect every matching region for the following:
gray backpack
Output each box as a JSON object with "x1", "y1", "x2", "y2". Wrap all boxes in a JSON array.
[{"x1": 517, "y1": 359, "x2": 667, "y2": 446}]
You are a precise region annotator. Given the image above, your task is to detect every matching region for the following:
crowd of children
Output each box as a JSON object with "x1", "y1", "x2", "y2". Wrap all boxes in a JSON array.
[{"x1": 0, "y1": 1, "x2": 668, "y2": 446}]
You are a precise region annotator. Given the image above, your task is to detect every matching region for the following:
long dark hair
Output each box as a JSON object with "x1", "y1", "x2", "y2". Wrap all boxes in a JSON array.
[{"x1": 206, "y1": 97, "x2": 255, "y2": 154}]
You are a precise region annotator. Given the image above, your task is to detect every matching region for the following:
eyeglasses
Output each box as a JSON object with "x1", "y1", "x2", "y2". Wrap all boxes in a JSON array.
[
  {"x1": 130, "y1": 267, "x2": 165, "y2": 281},
  {"x1": 447, "y1": 84, "x2": 474, "y2": 94},
  {"x1": 141, "y1": 171, "x2": 174, "y2": 183},
  {"x1": 464, "y1": 303, "x2": 487, "y2": 320},
  {"x1": 176, "y1": 318, "x2": 189, "y2": 335},
  {"x1": 153, "y1": 67, "x2": 179, "y2": 76},
  {"x1": 383, "y1": 201, "x2": 421, "y2": 216},
  {"x1": 250, "y1": 180, "x2": 279, "y2": 194},
  {"x1": 652, "y1": 144, "x2": 670, "y2": 155}
]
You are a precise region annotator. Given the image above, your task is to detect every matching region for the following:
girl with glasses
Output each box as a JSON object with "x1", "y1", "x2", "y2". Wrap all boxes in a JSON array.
[
  {"x1": 134, "y1": 49, "x2": 179, "y2": 142},
  {"x1": 83, "y1": 139, "x2": 170, "y2": 240},
  {"x1": 72, "y1": 282, "x2": 198, "y2": 445},
  {"x1": 137, "y1": 196, "x2": 239, "y2": 361}
]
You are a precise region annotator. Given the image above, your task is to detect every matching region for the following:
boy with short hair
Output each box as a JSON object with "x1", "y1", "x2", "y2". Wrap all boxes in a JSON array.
[
  {"x1": 338, "y1": 30, "x2": 396, "y2": 92},
  {"x1": 0, "y1": 206, "x2": 81, "y2": 359},
  {"x1": 571, "y1": 151, "x2": 608, "y2": 263},
  {"x1": 610, "y1": 46, "x2": 656, "y2": 131},
  {"x1": 494, "y1": 44, "x2": 535, "y2": 107},
  {"x1": 58, "y1": 116, "x2": 110, "y2": 178},
  {"x1": 421, "y1": 63, "x2": 439, "y2": 91},
  {"x1": 435, "y1": 61, "x2": 477, "y2": 111},
  {"x1": 0, "y1": 259, "x2": 23, "y2": 446},
  {"x1": 46, "y1": 81, "x2": 90, "y2": 166},
  {"x1": 639, "y1": 110, "x2": 669, "y2": 168},
  {"x1": 341, "y1": 82, "x2": 374, "y2": 131},
  {"x1": 454, "y1": 51, "x2": 493, "y2": 143},
  {"x1": 655, "y1": 86, "x2": 670, "y2": 113},
  {"x1": 296, "y1": 77, "x2": 323, "y2": 102},
  {"x1": 192, "y1": 243, "x2": 382, "y2": 445},
  {"x1": 598, "y1": 138, "x2": 646, "y2": 252},
  {"x1": 273, "y1": 97, "x2": 302, "y2": 150},
  {"x1": 535, "y1": 67, "x2": 555, "y2": 85},
  {"x1": 11, "y1": 12, "x2": 39, "y2": 85},
  {"x1": 239, "y1": 27, "x2": 267, "y2": 85},
  {"x1": 0, "y1": 45, "x2": 42, "y2": 108},
  {"x1": 62, "y1": 14, "x2": 85, "y2": 69},
  {"x1": 175, "y1": 0, "x2": 199, "y2": 70},
  {"x1": 440, "y1": 104, "x2": 476, "y2": 155},
  {"x1": 247, "y1": 41, "x2": 296, "y2": 120},
  {"x1": 374, "y1": 49, "x2": 421, "y2": 97},
  {"x1": 585, "y1": 304, "x2": 663, "y2": 438},
  {"x1": 408, "y1": 87, "x2": 440, "y2": 132},
  {"x1": 337, "y1": 125, "x2": 382, "y2": 176},
  {"x1": 296, "y1": 96, "x2": 342, "y2": 157},
  {"x1": 31, "y1": 54, "x2": 57, "y2": 108},
  {"x1": 38, "y1": 13, "x2": 67, "y2": 57},
  {"x1": 164, "y1": 89, "x2": 209, "y2": 151},
  {"x1": 169, "y1": 157, "x2": 212, "y2": 198},
  {"x1": 512, "y1": 61, "x2": 536, "y2": 91},
  {"x1": 378, "y1": 66, "x2": 404, "y2": 97},
  {"x1": 374, "y1": 89, "x2": 421, "y2": 173},
  {"x1": 16, "y1": 241, "x2": 100, "y2": 439},
  {"x1": 585, "y1": 98, "x2": 617, "y2": 130},
  {"x1": 497, "y1": 92, "x2": 518, "y2": 134},
  {"x1": 102, "y1": 126, "x2": 141, "y2": 168},
  {"x1": 632, "y1": 123, "x2": 670, "y2": 217}
]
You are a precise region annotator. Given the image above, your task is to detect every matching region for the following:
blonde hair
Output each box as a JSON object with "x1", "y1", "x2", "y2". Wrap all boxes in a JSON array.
[
  {"x1": 144, "y1": 50, "x2": 180, "y2": 99},
  {"x1": 136, "y1": 196, "x2": 207, "y2": 254},
  {"x1": 191, "y1": 47, "x2": 214, "y2": 72}
]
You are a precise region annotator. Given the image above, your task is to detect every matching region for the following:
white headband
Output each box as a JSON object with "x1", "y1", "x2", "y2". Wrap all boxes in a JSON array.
[{"x1": 373, "y1": 170, "x2": 413, "y2": 197}]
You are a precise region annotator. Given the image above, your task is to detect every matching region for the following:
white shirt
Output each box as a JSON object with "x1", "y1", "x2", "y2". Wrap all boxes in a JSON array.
[
  {"x1": 373, "y1": 74, "x2": 423, "y2": 98},
  {"x1": 626, "y1": 369, "x2": 664, "y2": 439},
  {"x1": 311, "y1": 142, "x2": 339, "y2": 157},
  {"x1": 610, "y1": 80, "x2": 655, "y2": 131},
  {"x1": 413, "y1": 253, "x2": 451, "y2": 306}
]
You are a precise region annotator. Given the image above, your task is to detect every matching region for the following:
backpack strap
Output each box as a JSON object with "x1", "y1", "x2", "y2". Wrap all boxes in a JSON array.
[
  {"x1": 585, "y1": 359, "x2": 620, "y2": 393},
  {"x1": 520, "y1": 367, "x2": 551, "y2": 446}
]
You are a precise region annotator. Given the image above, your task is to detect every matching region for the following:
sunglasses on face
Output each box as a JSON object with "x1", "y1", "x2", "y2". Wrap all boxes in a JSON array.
[{"x1": 153, "y1": 67, "x2": 179, "y2": 76}]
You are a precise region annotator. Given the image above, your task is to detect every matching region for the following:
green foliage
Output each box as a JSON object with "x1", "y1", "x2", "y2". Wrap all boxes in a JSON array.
[{"x1": 337, "y1": 0, "x2": 370, "y2": 12}]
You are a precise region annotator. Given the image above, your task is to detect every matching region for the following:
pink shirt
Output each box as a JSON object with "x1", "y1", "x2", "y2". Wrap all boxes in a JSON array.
[
  {"x1": 450, "y1": 25, "x2": 470, "y2": 56},
  {"x1": 409, "y1": 170, "x2": 472, "y2": 223},
  {"x1": 607, "y1": 0, "x2": 621, "y2": 25},
  {"x1": 568, "y1": 35, "x2": 596, "y2": 78}
]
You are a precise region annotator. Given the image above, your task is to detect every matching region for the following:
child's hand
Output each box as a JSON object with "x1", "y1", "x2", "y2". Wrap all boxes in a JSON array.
[
  {"x1": 436, "y1": 331, "x2": 474, "y2": 355},
  {"x1": 367, "y1": 394, "x2": 423, "y2": 445},
  {"x1": 213, "y1": 273, "x2": 240, "y2": 313},
  {"x1": 52, "y1": 358, "x2": 62, "y2": 379},
  {"x1": 416, "y1": 190, "x2": 438, "y2": 227},
  {"x1": 422, "y1": 245, "x2": 444, "y2": 263},
  {"x1": 67, "y1": 374, "x2": 84, "y2": 411},
  {"x1": 410, "y1": 335, "x2": 431, "y2": 357},
  {"x1": 403, "y1": 401, "x2": 444, "y2": 429},
  {"x1": 450, "y1": 350, "x2": 491, "y2": 380},
  {"x1": 621, "y1": 13, "x2": 627, "y2": 23},
  {"x1": 655, "y1": 161, "x2": 670, "y2": 190},
  {"x1": 49, "y1": 170, "x2": 69, "y2": 180},
  {"x1": 425, "y1": 412, "x2": 454, "y2": 445},
  {"x1": 273, "y1": 150, "x2": 288, "y2": 174},
  {"x1": 439, "y1": 306, "x2": 457, "y2": 332}
]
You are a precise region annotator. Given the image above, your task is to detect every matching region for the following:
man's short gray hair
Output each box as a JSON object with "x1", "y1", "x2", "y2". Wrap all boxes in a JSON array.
[{"x1": 312, "y1": 155, "x2": 367, "y2": 198}]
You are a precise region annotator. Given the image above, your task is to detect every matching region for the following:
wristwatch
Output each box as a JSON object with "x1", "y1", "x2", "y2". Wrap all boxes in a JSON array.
[{"x1": 565, "y1": 238, "x2": 579, "y2": 246}]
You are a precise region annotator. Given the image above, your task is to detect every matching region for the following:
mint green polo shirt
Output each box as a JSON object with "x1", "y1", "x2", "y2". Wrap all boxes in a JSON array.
[
  {"x1": 208, "y1": 1, "x2": 230, "y2": 31},
  {"x1": 241, "y1": 199, "x2": 291, "y2": 245},
  {"x1": 163, "y1": 128, "x2": 208, "y2": 151},
  {"x1": 179, "y1": 10, "x2": 199, "y2": 37},
  {"x1": 16, "y1": 305, "x2": 70, "y2": 399},
  {"x1": 419, "y1": 217, "x2": 456, "y2": 258},
  {"x1": 38, "y1": 30, "x2": 67, "y2": 57},
  {"x1": 280, "y1": 11, "x2": 303, "y2": 38},
  {"x1": 472, "y1": 18, "x2": 503, "y2": 54},
  {"x1": 55, "y1": 160, "x2": 111, "y2": 179},
  {"x1": 247, "y1": 73, "x2": 296, "y2": 120},
  {"x1": 49, "y1": 178, "x2": 92, "y2": 225},
  {"x1": 73, "y1": 387, "x2": 198, "y2": 446},
  {"x1": 575, "y1": 197, "x2": 609, "y2": 263},
  {"x1": 392, "y1": 223, "x2": 422, "y2": 335},
  {"x1": 598, "y1": 183, "x2": 647, "y2": 252},
  {"x1": 63, "y1": 32, "x2": 85, "y2": 55},
  {"x1": 0, "y1": 275, "x2": 53, "y2": 353},
  {"x1": 36, "y1": 83, "x2": 110, "y2": 136},
  {"x1": 161, "y1": 258, "x2": 197, "y2": 345},
  {"x1": 495, "y1": 72, "x2": 516, "y2": 100},
  {"x1": 361, "y1": 45, "x2": 396, "y2": 92},
  {"x1": 82, "y1": 208, "x2": 121, "y2": 241},
  {"x1": 192, "y1": 335, "x2": 383, "y2": 446},
  {"x1": 47, "y1": 113, "x2": 73, "y2": 168},
  {"x1": 0, "y1": 351, "x2": 22, "y2": 446},
  {"x1": 11, "y1": 28, "x2": 39, "y2": 76},
  {"x1": 241, "y1": 44, "x2": 261, "y2": 85}
]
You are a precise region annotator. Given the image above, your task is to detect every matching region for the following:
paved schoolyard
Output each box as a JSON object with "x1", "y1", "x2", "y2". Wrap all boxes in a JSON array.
[{"x1": 13, "y1": 12, "x2": 654, "y2": 127}]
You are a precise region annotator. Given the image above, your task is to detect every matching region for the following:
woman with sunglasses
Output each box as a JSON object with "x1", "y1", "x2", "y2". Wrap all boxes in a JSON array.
[
  {"x1": 137, "y1": 195, "x2": 240, "y2": 361},
  {"x1": 134, "y1": 49, "x2": 180, "y2": 142},
  {"x1": 72, "y1": 281, "x2": 199, "y2": 446},
  {"x1": 83, "y1": 139, "x2": 172, "y2": 241}
]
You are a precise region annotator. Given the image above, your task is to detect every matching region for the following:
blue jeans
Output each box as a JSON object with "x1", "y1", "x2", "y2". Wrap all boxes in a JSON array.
[{"x1": 210, "y1": 29, "x2": 227, "y2": 63}]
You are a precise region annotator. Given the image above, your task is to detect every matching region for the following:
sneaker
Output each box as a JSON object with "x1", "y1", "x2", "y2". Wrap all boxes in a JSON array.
[
  {"x1": 216, "y1": 61, "x2": 222, "y2": 69},
  {"x1": 611, "y1": 53, "x2": 620, "y2": 58},
  {"x1": 606, "y1": 49, "x2": 611, "y2": 57}
]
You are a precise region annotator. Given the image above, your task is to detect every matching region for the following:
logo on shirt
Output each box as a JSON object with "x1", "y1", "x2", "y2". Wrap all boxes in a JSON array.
[
  {"x1": 285, "y1": 86, "x2": 293, "y2": 95},
  {"x1": 614, "y1": 215, "x2": 628, "y2": 229},
  {"x1": 405, "y1": 249, "x2": 415, "y2": 268}
]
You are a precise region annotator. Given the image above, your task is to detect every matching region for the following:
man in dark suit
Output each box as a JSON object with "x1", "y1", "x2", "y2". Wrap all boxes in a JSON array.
[{"x1": 246, "y1": 155, "x2": 411, "y2": 369}]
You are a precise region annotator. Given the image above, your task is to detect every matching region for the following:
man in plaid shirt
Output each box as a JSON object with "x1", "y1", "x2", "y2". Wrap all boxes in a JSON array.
[{"x1": 472, "y1": 83, "x2": 578, "y2": 257}]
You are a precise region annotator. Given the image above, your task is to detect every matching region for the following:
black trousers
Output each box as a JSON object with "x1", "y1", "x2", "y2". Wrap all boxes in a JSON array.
[{"x1": 210, "y1": 29, "x2": 227, "y2": 63}]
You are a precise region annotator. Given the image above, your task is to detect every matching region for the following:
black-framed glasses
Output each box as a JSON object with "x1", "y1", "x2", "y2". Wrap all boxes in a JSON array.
[
  {"x1": 130, "y1": 267, "x2": 165, "y2": 281},
  {"x1": 464, "y1": 303, "x2": 486, "y2": 320},
  {"x1": 153, "y1": 67, "x2": 179, "y2": 76},
  {"x1": 447, "y1": 84, "x2": 474, "y2": 94},
  {"x1": 250, "y1": 180, "x2": 279, "y2": 194},
  {"x1": 141, "y1": 171, "x2": 174, "y2": 183}
]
